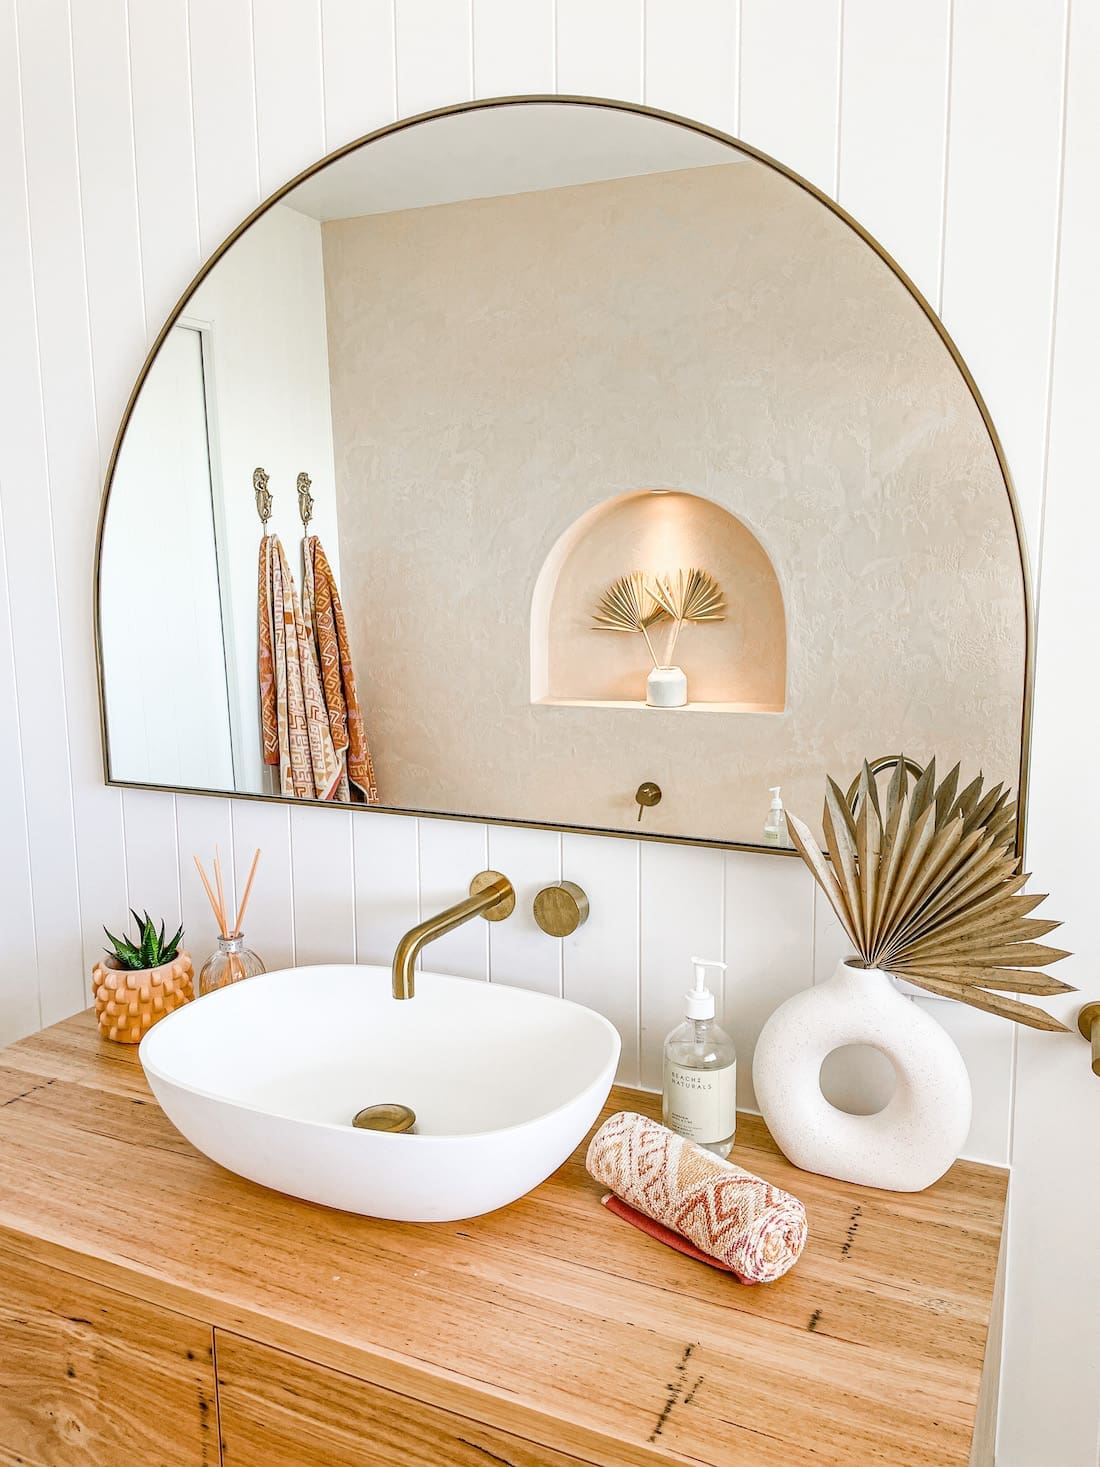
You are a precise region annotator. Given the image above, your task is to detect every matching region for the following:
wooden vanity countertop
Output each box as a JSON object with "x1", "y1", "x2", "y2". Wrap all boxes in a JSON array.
[{"x1": 0, "y1": 1011, "x2": 1007, "y2": 1467}]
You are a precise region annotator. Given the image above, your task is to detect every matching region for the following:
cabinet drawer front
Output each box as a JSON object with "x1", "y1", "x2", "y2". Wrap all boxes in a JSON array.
[
  {"x1": 216, "y1": 1332, "x2": 591, "y2": 1467},
  {"x1": 0, "y1": 1246, "x2": 217, "y2": 1467}
]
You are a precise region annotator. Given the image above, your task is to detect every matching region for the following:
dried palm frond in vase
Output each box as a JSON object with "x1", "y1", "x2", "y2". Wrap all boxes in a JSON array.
[
  {"x1": 785, "y1": 758, "x2": 1074, "y2": 1031},
  {"x1": 650, "y1": 567, "x2": 726, "y2": 665},
  {"x1": 592, "y1": 571, "x2": 668, "y2": 669}
]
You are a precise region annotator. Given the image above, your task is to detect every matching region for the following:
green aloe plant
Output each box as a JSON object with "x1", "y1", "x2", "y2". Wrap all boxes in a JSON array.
[{"x1": 103, "y1": 910, "x2": 184, "y2": 971}]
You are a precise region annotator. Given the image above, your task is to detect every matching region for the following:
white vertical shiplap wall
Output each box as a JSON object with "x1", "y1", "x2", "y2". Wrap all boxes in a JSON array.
[
  {"x1": 1, "y1": 3, "x2": 1096, "y2": 1461},
  {"x1": 1005, "y1": 2, "x2": 1100, "y2": 1460}
]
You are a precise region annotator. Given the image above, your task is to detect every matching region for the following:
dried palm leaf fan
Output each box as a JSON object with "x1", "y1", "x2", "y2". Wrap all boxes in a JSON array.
[
  {"x1": 592, "y1": 571, "x2": 668, "y2": 668},
  {"x1": 592, "y1": 567, "x2": 726, "y2": 665},
  {"x1": 785, "y1": 758, "x2": 1074, "y2": 1031},
  {"x1": 649, "y1": 567, "x2": 726, "y2": 664}
]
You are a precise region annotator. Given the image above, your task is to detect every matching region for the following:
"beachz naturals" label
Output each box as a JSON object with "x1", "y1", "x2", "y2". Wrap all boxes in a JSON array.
[{"x1": 662, "y1": 1060, "x2": 736, "y2": 1145}]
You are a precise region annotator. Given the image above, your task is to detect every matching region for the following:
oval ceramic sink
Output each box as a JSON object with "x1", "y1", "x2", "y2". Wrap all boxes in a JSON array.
[{"x1": 139, "y1": 965, "x2": 620, "y2": 1222}]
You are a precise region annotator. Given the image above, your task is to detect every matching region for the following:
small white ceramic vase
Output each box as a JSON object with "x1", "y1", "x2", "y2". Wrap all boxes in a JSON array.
[
  {"x1": 752, "y1": 960, "x2": 972, "y2": 1192},
  {"x1": 646, "y1": 665, "x2": 688, "y2": 707}
]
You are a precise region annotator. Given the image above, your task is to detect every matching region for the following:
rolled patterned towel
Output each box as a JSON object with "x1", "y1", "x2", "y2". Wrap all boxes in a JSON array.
[{"x1": 585, "y1": 1111, "x2": 808, "y2": 1284}]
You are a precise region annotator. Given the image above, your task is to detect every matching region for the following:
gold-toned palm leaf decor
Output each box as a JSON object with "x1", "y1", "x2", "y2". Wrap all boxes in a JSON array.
[
  {"x1": 650, "y1": 567, "x2": 726, "y2": 665},
  {"x1": 785, "y1": 758, "x2": 1074, "y2": 1032},
  {"x1": 593, "y1": 568, "x2": 725, "y2": 667},
  {"x1": 592, "y1": 571, "x2": 668, "y2": 669}
]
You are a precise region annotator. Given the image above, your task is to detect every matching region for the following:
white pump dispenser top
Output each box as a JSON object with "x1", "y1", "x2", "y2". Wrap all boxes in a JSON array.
[
  {"x1": 769, "y1": 786, "x2": 783, "y2": 812},
  {"x1": 685, "y1": 955, "x2": 726, "y2": 1020}
]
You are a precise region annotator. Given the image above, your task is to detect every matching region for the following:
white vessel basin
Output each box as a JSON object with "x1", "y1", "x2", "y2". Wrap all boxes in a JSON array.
[{"x1": 139, "y1": 965, "x2": 620, "y2": 1222}]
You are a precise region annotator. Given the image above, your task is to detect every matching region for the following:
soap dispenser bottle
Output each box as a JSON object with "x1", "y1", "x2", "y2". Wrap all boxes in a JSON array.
[
  {"x1": 764, "y1": 786, "x2": 790, "y2": 847},
  {"x1": 662, "y1": 957, "x2": 736, "y2": 1158}
]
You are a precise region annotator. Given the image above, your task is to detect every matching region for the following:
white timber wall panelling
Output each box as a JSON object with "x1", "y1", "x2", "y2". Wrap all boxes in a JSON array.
[
  {"x1": 940, "y1": 1, "x2": 1068, "y2": 559},
  {"x1": 395, "y1": 0, "x2": 472, "y2": 116},
  {"x1": 473, "y1": 0, "x2": 554, "y2": 98},
  {"x1": 0, "y1": 4, "x2": 46, "y2": 1040},
  {"x1": 129, "y1": 0, "x2": 200, "y2": 333},
  {"x1": 557, "y1": 0, "x2": 641, "y2": 102},
  {"x1": 320, "y1": 0, "x2": 396, "y2": 150},
  {"x1": 1, "y1": 3, "x2": 1097, "y2": 1462},
  {"x1": 643, "y1": 0, "x2": 739, "y2": 136},
  {"x1": 486, "y1": 823, "x2": 562, "y2": 1000},
  {"x1": 1004, "y1": 1, "x2": 1100, "y2": 1461},
  {"x1": 739, "y1": 0, "x2": 840, "y2": 195},
  {"x1": 7, "y1": 0, "x2": 107, "y2": 1032},
  {"x1": 837, "y1": 0, "x2": 950, "y2": 309}
]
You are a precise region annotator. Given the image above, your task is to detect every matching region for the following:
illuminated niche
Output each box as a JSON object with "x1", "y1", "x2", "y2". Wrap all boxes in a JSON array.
[{"x1": 531, "y1": 489, "x2": 786, "y2": 712}]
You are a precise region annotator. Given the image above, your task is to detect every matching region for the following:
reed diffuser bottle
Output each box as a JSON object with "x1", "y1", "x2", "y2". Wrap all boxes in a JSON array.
[
  {"x1": 199, "y1": 932, "x2": 265, "y2": 995},
  {"x1": 193, "y1": 848, "x2": 265, "y2": 997}
]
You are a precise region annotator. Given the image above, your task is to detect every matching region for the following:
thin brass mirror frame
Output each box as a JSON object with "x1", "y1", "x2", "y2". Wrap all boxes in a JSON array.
[{"x1": 94, "y1": 95, "x2": 1034, "y2": 860}]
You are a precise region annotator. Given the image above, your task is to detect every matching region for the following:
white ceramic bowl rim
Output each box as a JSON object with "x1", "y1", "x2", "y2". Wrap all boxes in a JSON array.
[{"x1": 139, "y1": 967, "x2": 621, "y2": 1144}]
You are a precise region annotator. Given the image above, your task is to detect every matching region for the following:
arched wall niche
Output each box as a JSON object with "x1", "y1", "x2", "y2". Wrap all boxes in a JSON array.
[{"x1": 531, "y1": 489, "x2": 787, "y2": 712}]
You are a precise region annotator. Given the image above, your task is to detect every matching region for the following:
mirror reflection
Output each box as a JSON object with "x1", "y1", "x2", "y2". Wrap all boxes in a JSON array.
[{"x1": 99, "y1": 101, "x2": 1027, "y2": 846}]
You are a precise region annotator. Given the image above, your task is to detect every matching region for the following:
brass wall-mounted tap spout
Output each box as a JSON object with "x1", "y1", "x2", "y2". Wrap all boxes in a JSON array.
[{"x1": 391, "y1": 871, "x2": 514, "y2": 999}]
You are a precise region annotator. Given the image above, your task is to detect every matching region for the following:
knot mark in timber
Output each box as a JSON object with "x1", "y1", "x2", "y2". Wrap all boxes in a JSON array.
[
  {"x1": 650, "y1": 1343, "x2": 703, "y2": 1442},
  {"x1": 840, "y1": 1204, "x2": 863, "y2": 1259}
]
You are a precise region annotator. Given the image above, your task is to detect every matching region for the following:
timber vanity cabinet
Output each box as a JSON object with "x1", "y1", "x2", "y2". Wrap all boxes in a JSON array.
[{"x1": 0, "y1": 1015, "x2": 1006, "y2": 1466}]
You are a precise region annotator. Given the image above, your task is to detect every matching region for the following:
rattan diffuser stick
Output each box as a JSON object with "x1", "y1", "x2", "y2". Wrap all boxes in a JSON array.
[
  {"x1": 786, "y1": 758, "x2": 1075, "y2": 1031},
  {"x1": 193, "y1": 855, "x2": 227, "y2": 937},
  {"x1": 233, "y1": 849, "x2": 262, "y2": 937},
  {"x1": 193, "y1": 849, "x2": 260, "y2": 988}
]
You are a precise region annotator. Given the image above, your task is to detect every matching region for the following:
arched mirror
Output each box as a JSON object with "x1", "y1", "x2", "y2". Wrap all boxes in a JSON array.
[{"x1": 96, "y1": 98, "x2": 1030, "y2": 851}]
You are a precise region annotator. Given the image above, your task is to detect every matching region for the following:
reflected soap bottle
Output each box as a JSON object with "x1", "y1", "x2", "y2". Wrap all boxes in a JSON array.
[
  {"x1": 662, "y1": 957, "x2": 736, "y2": 1158},
  {"x1": 763, "y1": 786, "x2": 792, "y2": 848}
]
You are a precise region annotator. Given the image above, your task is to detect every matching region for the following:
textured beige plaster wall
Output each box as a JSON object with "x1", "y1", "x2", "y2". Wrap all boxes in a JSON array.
[{"x1": 323, "y1": 161, "x2": 1025, "y2": 844}]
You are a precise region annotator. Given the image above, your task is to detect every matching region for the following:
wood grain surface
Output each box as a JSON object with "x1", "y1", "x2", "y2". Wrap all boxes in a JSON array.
[
  {"x1": 0, "y1": 1011, "x2": 1008, "y2": 1466},
  {"x1": 216, "y1": 1331, "x2": 590, "y2": 1466},
  {"x1": 0, "y1": 1241, "x2": 217, "y2": 1466}
]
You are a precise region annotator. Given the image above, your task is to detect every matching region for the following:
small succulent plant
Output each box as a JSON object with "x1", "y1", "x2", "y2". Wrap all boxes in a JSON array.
[{"x1": 104, "y1": 910, "x2": 185, "y2": 971}]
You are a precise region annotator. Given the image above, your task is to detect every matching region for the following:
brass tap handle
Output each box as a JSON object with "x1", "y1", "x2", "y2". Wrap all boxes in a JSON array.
[
  {"x1": 635, "y1": 782, "x2": 662, "y2": 822},
  {"x1": 533, "y1": 881, "x2": 589, "y2": 938},
  {"x1": 1077, "y1": 1003, "x2": 1100, "y2": 1077}
]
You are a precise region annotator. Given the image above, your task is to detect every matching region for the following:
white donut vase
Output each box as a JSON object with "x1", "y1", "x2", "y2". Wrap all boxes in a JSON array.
[{"x1": 752, "y1": 960, "x2": 972, "y2": 1192}]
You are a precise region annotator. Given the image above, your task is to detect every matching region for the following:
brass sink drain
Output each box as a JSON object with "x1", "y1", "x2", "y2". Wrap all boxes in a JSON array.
[{"x1": 352, "y1": 1103, "x2": 417, "y2": 1133}]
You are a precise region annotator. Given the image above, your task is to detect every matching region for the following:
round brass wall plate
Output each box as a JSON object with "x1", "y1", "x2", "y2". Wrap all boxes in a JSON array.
[
  {"x1": 469, "y1": 869, "x2": 516, "y2": 921},
  {"x1": 634, "y1": 782, "x2": 663, "y2": 819},
  {"x1": 1076, "y1": 1002, "x2": 1100, "y2": 1042},
  {"x1": 533, "y1": 880, "x2": 590, "y2": 938}
]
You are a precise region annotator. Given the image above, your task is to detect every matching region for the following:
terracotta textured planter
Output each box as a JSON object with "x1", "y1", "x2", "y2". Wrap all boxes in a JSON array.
[{"x1": 92, "y1": 951, "x2": 194, "y2": 1044}]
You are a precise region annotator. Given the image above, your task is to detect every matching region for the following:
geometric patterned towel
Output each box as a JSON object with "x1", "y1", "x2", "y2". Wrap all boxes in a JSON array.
[
  {"x1": 257, "y1": 533, "x2": 342, "y2": 801},
  {"x1": 301, "y1": 535, "x2": 378, "y2": 805},
  {"x1": 585, "y1": 1111, "x2": 808, "y2": 1284}
]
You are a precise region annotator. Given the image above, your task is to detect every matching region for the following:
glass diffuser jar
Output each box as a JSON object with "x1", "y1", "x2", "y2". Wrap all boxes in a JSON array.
[{"x1": 198, "y1": 933, "x2": 265, "y2": 996}]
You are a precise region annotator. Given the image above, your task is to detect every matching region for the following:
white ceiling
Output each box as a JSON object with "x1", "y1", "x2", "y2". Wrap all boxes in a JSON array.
[{"x1": 283, "y1": 102, "x2": 745, "y2": 222}]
